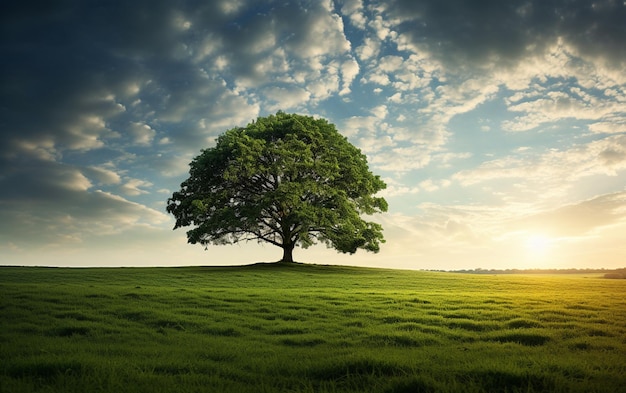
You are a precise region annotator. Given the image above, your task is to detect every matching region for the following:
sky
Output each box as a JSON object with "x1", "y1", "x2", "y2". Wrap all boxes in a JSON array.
[{"x1": 1, "y1": 0, "x2": 626, "y2": 271}]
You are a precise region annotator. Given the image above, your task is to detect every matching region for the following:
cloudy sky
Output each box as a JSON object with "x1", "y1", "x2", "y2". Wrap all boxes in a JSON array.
[{"x1": 2, "y1": 0, "x2": 626, "y2": 270}]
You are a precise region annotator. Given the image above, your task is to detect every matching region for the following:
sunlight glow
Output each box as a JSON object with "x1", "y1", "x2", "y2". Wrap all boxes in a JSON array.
[{"x1": 525, "y1": 234, "x2": 551, "y2": 256}]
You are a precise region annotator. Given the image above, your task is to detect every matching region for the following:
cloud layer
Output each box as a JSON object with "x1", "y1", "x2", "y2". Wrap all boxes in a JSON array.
[{"x1": 1, "y1": 0, "x2": 625, "y2": 269}]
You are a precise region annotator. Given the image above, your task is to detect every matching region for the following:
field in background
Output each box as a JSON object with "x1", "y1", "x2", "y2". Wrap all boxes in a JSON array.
[{"x1": 1, "y1": 263, "x2": 625, "y2": 392}]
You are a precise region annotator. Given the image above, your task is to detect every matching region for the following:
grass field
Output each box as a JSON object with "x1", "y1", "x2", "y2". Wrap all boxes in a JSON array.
[{"x1": 1, "y1": 263, "x2": 625, "y2": 392}]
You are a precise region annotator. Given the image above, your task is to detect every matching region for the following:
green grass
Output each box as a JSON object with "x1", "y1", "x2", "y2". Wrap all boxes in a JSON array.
[{"x1": 1, "y1": 263, "x2": 625, "y2": 392}]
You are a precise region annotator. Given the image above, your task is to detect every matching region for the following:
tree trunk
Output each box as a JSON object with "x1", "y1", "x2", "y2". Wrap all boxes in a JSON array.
[{"x1": 281, "y1": 244, "x2": 294, "y2": 263}]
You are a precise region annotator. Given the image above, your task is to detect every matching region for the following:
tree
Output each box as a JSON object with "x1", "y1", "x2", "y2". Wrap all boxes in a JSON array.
[{"x1": 166, "y1": 112, "x2": 388, "y2": 263}]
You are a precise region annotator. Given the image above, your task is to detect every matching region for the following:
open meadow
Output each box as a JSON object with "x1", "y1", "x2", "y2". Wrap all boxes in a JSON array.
[{"x1": 1, "y1": 263, "x2": 625, "y2": 392}]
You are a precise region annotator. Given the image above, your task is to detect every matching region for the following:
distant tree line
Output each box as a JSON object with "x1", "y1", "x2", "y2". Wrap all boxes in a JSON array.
[
  {"x1": 432, "y1": 268, "x2": 626, "y2": 278},
  {"x1": 602, "y1": 269, "x2": 626, "y2": 279}
]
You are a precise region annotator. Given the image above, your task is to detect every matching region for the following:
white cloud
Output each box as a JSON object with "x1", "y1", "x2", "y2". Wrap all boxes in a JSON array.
[
  {"x1": 370, "y1": 105, "x2": 387, "y2": 119},
  {"x1": 357, "y1": 134, "x2": 394, "y2": 154},
  {"x1": 491, "y1": 41, "x2": 626, "y2": 133},
  {"x1": 157, "y1": 154, "x2": 195, "y2": 178},
  {"x1": 64, "y1": 114, "x2": 116, "y2": 151},
  {"x1": 12, "y1": 138, "x2": 57, "y2": 161},
  {"x1": 341, "y1": 0, "x2": 366, "y2": 29},
  {"x1": 378, "y1": 55, "x2": 404, "y2": 72},
  {"x1": 419, "y1": 179, "x2": 441, "y2": 192},
  {"x1": 589, "y1": 119, "x2": 626, "y2": 134},
  {"x1": 512, "y1": 191, "x2": 626, "y2": 238},
  {"x1": 194, "y1": 34, "x2": 222, "y2": 63},
  {"x1": 307, "y1": 69, "x2": 340, "y2": 100},
  {"x1": 247, "y1": 30, "x2": 277, "y2": 55},
  {"x1": 430, "y1": 78, "x2": 500, "y2": 120},
  {"x1": 263, "y1": 86, "x2": 311, "y2": 111},
  {"x1": 356, "y1": 37, "x2": 381, "y2": 61},
  {"x1": 0, "y1": 161, "x2": 168, "y2": 250},
  {"x1": 84, "y1": 166, "x2": 122, "y2": 185},
  {"x1": 379, "y1": 177, "x2": 420, "y2": 197},
  {"x1": 339, "y1": 58, "x2": 360, "y2": 95},
  {"x1": 283, "y1": 5, "x2": 351, "y2": 59},
  {"x1": 177, "y1": 90, "x2": 260, "y2": 144},
  {"x1": 453, "y1": 134, "x2": 626, "y2": 204},
  {"x1": 365, "y1": 71, "x2": 391, "y2": 86},
  {"x1": 370, "y1": 146, "x2": 432, "y2": 172},
  {"x1": 63, "y1": 170, "x2": 93, "y2": 192},
  {"x1": 502, "y1": 90, "x2": 606, "y2": 132},
  {"x1": 388, "y1": 92, "x2": 402, "y2": 103},
  {"x1": 368, "y1": 15, "x2": 394, "y2": 41},
  {"x1": 120, "y1": 178, "x2": 153, "y2": 196},
  {"x1": 129, "y1": 122, "x2": 157, "y2": 145},
  {"x1": 341, "y1": 115, "x2": 379, "y2": 137},
  {"x1": 433, "y1": 152, "x2": 473, "y2": 168}
]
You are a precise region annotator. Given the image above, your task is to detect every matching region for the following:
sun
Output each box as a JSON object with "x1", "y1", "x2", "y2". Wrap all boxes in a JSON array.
[{"x1": 525, "y1": 234, "x2": 551, "y2": 256}]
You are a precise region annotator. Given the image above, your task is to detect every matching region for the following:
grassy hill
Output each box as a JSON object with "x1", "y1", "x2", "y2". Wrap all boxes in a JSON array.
[{"x1": 1, "y1": 263, "x2": 625, "y2": 392}]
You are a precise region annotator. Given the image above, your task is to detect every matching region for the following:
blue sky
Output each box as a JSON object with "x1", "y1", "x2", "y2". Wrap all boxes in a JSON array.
[{"x1": 1, "y1": 0, "x2": 625, "y2": 270}]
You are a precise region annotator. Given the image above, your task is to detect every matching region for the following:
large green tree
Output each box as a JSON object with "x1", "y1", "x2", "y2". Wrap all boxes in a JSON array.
[{"x1": 166, "y1": 112, "x2": 388, "y2": 263}]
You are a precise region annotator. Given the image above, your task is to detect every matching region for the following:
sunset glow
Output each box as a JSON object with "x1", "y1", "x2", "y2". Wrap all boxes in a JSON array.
[{"x1": 525, "y1": 235, "x2": 552, "y2": 258}]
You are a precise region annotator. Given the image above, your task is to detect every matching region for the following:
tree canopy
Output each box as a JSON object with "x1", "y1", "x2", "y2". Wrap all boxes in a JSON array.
[{"x1": 166, "y1": 112, "x2": 388, "y2": 262}]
